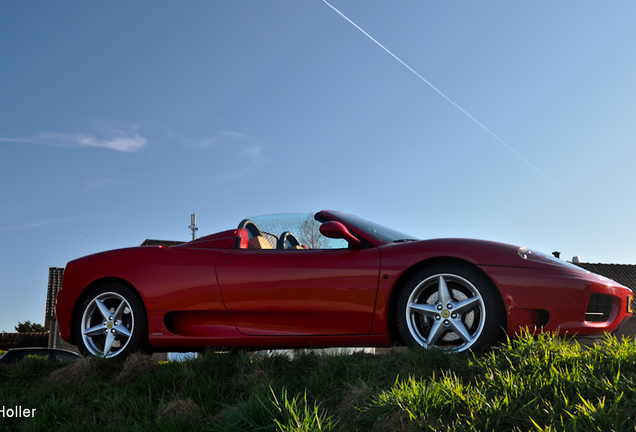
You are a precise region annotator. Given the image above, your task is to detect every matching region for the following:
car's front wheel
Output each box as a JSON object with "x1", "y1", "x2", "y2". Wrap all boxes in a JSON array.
[
  {"x1": 74, "y1": 282, "x2": 147, "y2": 359},
  {"x1": 396, "y1": 264, "x2": 504, "y2": 352}
]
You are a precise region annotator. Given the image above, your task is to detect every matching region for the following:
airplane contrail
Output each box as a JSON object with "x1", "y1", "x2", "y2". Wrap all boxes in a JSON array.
[{"x1": 321, "y1": 0, "x2": 564, "y2": 193}]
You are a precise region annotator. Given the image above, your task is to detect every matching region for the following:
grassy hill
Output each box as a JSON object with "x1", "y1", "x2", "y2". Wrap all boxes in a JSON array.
[{"x1": 1, "y1": 333, "x2": 636, "y2": 431}]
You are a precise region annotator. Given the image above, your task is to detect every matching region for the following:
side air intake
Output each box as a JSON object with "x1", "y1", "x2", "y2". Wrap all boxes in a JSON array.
[{"x1": 585, "y1": 294, "x2": 613, "y2": 322}]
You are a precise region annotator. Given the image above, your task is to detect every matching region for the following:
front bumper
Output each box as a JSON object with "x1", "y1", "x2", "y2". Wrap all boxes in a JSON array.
[{"x1": 481, "y1": 265, "x2": 634, "y2": 337}]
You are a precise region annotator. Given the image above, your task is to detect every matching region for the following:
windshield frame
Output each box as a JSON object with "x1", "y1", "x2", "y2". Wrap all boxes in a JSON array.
[{"x1": 320, "y1": 211, "x2": 417, "y2": 244}]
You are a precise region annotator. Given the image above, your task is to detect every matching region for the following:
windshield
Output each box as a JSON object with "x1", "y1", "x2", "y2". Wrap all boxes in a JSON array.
[{"x1": 326, "y1": 211, "x2": 417, "y2": 243}]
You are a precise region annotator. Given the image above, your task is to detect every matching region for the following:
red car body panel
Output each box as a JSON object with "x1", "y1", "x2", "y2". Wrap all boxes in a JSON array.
[
  {"x1": 55, "y1": 212, "x2": 634, "y2": 352},
  {"x1": 216, "y1": 248, "x2": 380, "y2": 336},
  {"x1": 371, "y1": 239, "x2": 633, "y2": 337}
]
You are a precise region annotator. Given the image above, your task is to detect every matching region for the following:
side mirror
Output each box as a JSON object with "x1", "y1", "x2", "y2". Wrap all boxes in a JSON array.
[{"x1": 319, "y1": 221, "x2": 362, "y2": 247}]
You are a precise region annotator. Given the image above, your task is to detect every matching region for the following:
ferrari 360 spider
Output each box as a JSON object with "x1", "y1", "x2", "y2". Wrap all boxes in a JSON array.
[{"x1": 55, "y1": 211, "x2": 634, "y2": 359}]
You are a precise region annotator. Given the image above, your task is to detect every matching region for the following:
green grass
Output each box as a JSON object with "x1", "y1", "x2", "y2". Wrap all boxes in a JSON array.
[{"x1": 1, "y1": 333, "x2": 636, "y2": 431}]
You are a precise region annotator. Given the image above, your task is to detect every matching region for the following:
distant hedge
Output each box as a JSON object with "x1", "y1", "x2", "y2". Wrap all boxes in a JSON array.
[{"x1": 0, "y1": 332, "x2": 48, "y2": 350}]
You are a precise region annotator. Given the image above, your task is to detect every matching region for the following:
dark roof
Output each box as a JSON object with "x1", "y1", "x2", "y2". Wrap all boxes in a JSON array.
[
  {"x1": 140, "y1": 239, "x2": 185, "y2": 246},
  {"x1": 574, "y1": 263, "x2": 636, "y2": 291}
]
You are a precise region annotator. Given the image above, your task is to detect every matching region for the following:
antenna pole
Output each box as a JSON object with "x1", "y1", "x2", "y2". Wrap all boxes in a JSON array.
[{"x1": 188, "y1": 213, "x2": 198, "y2": 240}]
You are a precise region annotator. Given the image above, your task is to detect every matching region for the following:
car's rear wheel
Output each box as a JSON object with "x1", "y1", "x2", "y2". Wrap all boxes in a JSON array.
[
  {"x1": 396, "y1": 263, "x2": 504, "y2": 352},
  {"x1": 74, "y1": 282, "x2": 147, "y2": 359}
]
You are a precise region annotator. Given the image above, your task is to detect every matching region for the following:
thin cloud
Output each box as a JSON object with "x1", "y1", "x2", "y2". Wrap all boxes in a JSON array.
[
  {"x1": 0, "y1": 210, "x2": 120, "y2": 231},
  {"x1": 37, "y1": 132, "x2": 146, "y2": 152},
  {"x1": 242, "y1": 145, "x2": 266, "y2": 164},
  {"x1": 161, "y1": 127, "x2": 269, "y2": 182},
  {"x1": 84, "y1": 178, "x2": 115, "y2": 191},
  {"x1": 216, "y1": 145, "x2": 269, "y2": 183},
  {"x1": 221, "y1": 130, "x2": 250, "y2": 140},
  {"x1": 0, "y1": 123, "x2": 146, "y2": 152},
  {"x1": 164, "y1": 128, "x2": 252, "y2": 149},
  {"x1": 1, "y1": 216, "x2": 95, "y2": 231},
  {"x1": 0, "y1": 137, "x2": 33, "y2": 144},
  {"x1": 78, "y1": 134, "x2": 144, "y2": 152},
  {"x1": 165, "y1": 129, "x2": 216, "y2": 148}
]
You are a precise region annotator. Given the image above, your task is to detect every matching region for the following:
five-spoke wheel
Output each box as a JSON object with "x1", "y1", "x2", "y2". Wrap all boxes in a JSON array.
[
  {"x1": 74, "y1": 283, "x2": 146, "y2": 359},
  {"x1": 396, "y1": 264, "x2": 503, "y2": 352}
]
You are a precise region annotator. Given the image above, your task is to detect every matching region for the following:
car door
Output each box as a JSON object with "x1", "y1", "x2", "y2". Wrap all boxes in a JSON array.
[{"x1": 215, "y1": 247, "x2": 380, "y2": 336}]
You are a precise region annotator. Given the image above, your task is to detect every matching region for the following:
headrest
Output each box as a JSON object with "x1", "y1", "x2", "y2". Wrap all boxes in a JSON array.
[{"x1": 248, "y1": 235, "x2": 273, "y2": 249}]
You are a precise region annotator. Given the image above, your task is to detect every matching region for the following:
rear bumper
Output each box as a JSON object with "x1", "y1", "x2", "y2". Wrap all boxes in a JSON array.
[{"x1": 55, "y1": 288, "x2": 80, "y2": 344}]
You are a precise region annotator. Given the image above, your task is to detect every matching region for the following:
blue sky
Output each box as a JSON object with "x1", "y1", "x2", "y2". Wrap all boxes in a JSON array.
[{"x1": 2, "y1": 1, "x2": 636, "y2": 332}]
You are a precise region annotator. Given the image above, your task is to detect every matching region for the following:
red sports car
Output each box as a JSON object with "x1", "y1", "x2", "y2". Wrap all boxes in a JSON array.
[{"x1": 56, "y1": 211, "x2": 634, "y2": 359}]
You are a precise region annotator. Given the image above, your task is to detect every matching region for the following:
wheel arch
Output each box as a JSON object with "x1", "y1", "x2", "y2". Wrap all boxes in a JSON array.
[
  {"x1": 70, "y1": 277, "x2": 147, "y2": 346},
  {"x1": 387, "y1": 257, "x2": 507, "y2": 345}
]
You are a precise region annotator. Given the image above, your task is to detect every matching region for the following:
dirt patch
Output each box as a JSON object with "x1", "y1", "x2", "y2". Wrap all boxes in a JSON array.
[
  {"x1": 159, "y1": 398, "x2": 201, "y2": 421},
  {"x1": 45, "y1": 357, "x2": 98, "y2": 385},
  {"x1": 116, "y1": 352, "x2": 155, "y2": 383}
]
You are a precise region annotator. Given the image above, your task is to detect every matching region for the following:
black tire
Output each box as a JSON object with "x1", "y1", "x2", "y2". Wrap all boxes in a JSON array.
[
  {"x1": 73, "y1": 282, "x2": 147, "y2": 359},
  {"x1": 396, "y1": 263, "x2": 504, "y2": 352}
]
